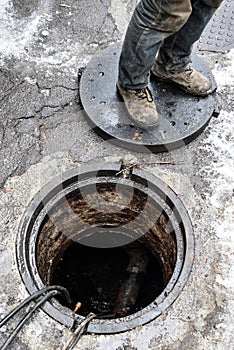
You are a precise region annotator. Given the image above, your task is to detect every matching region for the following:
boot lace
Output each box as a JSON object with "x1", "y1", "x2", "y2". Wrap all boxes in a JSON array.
[{"x1": 135, "y1": 87, "x2": 153, "y2": 102}]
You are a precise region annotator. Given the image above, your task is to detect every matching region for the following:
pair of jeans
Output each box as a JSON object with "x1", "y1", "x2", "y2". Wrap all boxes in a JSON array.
[{"x1": 118, "y1": 0, "x2": 223, "y2": 89}]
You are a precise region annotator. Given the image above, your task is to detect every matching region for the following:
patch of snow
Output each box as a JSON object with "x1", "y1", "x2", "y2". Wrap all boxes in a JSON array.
[
  {"x1": 0, "y1": 0, "x2": 52, "y2": 60},
  {"x1": 212, "y1": 50, "x2": 234, "y2": 87}
]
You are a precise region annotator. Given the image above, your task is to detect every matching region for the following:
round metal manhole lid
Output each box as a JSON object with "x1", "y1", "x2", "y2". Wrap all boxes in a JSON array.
[
  {"x1": 17, "y1": 162, "x2": 194, "y2": 333},
  {"x1": 79, "y1": 44, "x2": 219, "y2": 153}
]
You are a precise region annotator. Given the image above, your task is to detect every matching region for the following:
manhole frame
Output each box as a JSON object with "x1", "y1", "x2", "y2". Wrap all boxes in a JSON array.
[{"x1": 16, "y1": 161, "x2": 195, "y2": 333}]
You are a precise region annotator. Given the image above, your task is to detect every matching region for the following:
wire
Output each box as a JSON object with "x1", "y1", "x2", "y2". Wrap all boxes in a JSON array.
[
  {"x1": 1, "y1": 290, "x2": 62, "y2": 350},
  {"x1": 0, "y1": 285, "x2": 71, "y2": 328},
  {"x1": 0, "y1": 286, "x2": 71, "y2": 350},
  {"x1": 63, "y1": 313, "x2": 96, "y2": 350}
]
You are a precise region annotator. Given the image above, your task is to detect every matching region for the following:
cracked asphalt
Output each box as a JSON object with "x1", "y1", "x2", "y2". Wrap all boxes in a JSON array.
[{"x1": 0, "y1": 0, "x2": 233, "y2": 349}]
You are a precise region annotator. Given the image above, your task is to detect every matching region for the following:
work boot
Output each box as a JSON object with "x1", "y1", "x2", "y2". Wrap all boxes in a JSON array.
[
  {"x1": 151, "y1": 61, "x2": 213, "y2": 96},
  {"x1": 116, "y1": 82, "x2": 159, "y2": 130}
]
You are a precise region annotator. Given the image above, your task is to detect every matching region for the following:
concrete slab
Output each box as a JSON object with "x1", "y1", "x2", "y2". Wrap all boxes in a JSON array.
[{"x1": 0, "y1": 1, "x2": 233, "y2": 349}]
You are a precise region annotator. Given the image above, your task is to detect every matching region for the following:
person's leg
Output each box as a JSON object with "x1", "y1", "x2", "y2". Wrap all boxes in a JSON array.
[
  {"x1": 155, "y1": 0, "x2": 223, "y2": 72},
  {"x1": 117, "y1": 0, "x2": 193, "y2": 129},
  {"x1": 118, "y1": 0, "x2": 192, "y2": 90},
  {"x1": 151, "y1": 0, "x2": 223, "y2": 95}
]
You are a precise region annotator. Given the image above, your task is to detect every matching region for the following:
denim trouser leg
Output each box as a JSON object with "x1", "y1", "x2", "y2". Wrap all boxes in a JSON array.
[
  {"x1": 118, "y1": 0, "x2": 192, "y2": 89},
  {"x1": 157, "y1": 0, "x2": 223, "y2": 72}
]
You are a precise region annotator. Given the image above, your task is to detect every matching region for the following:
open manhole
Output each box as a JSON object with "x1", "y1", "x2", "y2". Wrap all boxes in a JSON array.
[{"x1": 17, "y1": 162, "x2": 194, "y2": 333}]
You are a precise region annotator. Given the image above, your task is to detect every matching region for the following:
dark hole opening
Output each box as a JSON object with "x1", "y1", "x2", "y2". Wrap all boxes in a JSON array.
[
  {"x1": 36, "y1": 182, "x2": 177, "y2": 321},
  {"x1": 52, "y1": 240, "x2": 164, "y2": 318}
]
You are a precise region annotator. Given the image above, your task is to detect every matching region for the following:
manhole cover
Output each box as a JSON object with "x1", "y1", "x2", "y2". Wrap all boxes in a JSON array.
[
  {"x1": 17, "y1": 161, "x2": 194, "y2": 333},
  {"x1": 80, "y1": 44, "x2": 219, "y2": 153}
]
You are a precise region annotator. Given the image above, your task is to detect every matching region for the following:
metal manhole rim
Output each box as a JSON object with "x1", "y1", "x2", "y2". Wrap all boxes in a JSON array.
[
  {"x1": 24, "y1": 178, "x2": 184, "y2": 327},
  {"x1": 16, "y1": 161, "x2": 195, "y2": 333}
]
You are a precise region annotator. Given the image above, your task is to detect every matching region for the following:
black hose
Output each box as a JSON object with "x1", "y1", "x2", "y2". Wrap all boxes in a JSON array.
[
  {"x1": 1, "y1": 290, "x2": 62, "y2": 350},
  {"x1": 0, "y1": 286, "x2": 71, "y2": 350},
  {"x1": 0, "y1": 285, "x2": 71, "y2": 328}
]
